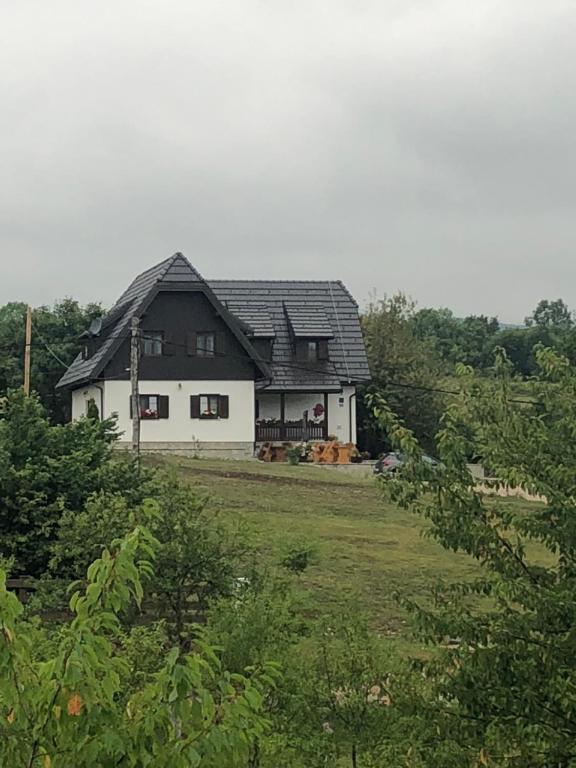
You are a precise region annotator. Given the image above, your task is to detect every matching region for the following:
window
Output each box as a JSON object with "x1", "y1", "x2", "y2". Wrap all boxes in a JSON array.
[
  {"x1": 201, "y1": 395, "x2": 219, "y2": 417},
  {"x1": 143, "y1": 331, "x2": 163, "y2": 356},
  {"x1": 190, "y1": 394, "x2": 229, "y2": 419},
  {"x1": 196, "y1": 332, "x2": 215, "y2": 357},
  {"x1": 306, "y1": 341, "x2": 319, "y2": 362},
  {"x1": 295, "y1": 339, "x2": 329, "y2": 363},
  {"x1": 129, "y1": 394, "x2": 169, "y2": 419}
]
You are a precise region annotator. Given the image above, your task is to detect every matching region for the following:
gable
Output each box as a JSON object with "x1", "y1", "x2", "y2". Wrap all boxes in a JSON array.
[
  {"x1": 104, "y1": 290, "x2": 258, "y2": 382},
  {"x1": 57, "y1": 253, "x2": 269, "y2": 389}
]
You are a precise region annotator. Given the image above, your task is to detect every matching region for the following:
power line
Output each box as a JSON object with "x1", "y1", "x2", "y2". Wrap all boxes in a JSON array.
[
  {"x1": 2, "y1": 324, "x2": 543, "y2": 407},
  {"x1": 143, "y1": 332, "x2": 538, "y2": 404},
  {"x1": 139, "y1": 331, "x2": 353, "y2": 383},
  {"x1": 328, "y1": 280, "x2": 351, "y2": 383},
  {"x1": 31, "y1": 321, "x2": 72, "y2": 369},
  {"x1": 376, "y1": 378, "x2": 538, "y2": 406}
]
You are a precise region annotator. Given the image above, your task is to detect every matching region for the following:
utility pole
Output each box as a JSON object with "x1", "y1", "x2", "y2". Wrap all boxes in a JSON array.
[
  {"x1": 130, "y1": 316, "x2": 140, "y2": 462},
  {"x1": 23, "y1": 306, "x2": 32, "y2": 395}
]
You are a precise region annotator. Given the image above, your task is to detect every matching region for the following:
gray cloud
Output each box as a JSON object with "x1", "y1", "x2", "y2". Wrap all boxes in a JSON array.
[{"x1": 1, "y1": 0, "x2": 575, "y2": 322}]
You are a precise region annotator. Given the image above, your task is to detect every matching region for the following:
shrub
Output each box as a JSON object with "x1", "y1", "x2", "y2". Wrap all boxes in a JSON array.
[{"x1": 0, "y1": 526, "x2": 279, "y2": 767}]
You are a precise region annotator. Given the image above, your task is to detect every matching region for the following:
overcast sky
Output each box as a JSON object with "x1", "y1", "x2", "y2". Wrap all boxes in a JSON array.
[{"x1": 2, "y1": 1, "x2": 576, "y2": 322}]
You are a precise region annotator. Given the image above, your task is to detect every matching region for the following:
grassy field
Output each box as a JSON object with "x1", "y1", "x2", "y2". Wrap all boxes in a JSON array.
[{"x1": 146, "y1": 455, "x2": 537, "y2": 642}]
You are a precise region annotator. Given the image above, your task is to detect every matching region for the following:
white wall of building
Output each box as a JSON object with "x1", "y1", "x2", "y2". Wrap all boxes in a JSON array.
[
  {"x1": 257, "y1": 393, "x2": 281, "y2": 421},
  {"x1": 71, "y1": 385, "x2": 104, "y2": 421},
  {"x1": 74, "y1": 380, "x2": 255, "y2": 444},
  {"x1": 72, "y1": 381, "x2": 357, "y2": 445},
  {"x1": 283, "y1": 393, "x2": 325, "y2": 422},
  {"x1": 327, "y1": 385, "x2": 357, "y2": 443}
]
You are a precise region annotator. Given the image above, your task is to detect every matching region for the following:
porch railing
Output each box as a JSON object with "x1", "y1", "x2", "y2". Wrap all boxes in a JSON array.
[{"x1": 255, "y1": 421, "x2": 327, "y2": 443}]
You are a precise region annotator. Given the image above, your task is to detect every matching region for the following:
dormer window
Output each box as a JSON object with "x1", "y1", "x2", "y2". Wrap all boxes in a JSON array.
[
  {"x1": 295, "y1": 339, "x2": 329, "y2": 363},
  {"x1": 284, "y1": 304, "x2": 333, "y2": 365},
  {"x1": 143, "y1": 331, "x2": 163, "y2": 356},
  {"x1": 306, "y1": 341, "x2": 319, "y2": 362}
]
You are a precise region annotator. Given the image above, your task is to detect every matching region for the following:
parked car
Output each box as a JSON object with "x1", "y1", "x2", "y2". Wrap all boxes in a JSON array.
[{"x1": 373, "y1": 451, "x2": 442, "y2": 476}]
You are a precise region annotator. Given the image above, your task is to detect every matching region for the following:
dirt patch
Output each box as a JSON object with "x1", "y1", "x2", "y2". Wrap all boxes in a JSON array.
[{"x1": 175, "y1": 464, "x2": 364, "y2": 490}]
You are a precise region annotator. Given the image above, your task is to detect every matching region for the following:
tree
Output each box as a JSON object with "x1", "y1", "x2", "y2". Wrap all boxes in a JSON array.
[
  {"x1": 410, "y1": 307, "x2": 462, "y2": 363},
  {"x1": 50, "y1": 474, "x2": 252, "y2": 643},
  {"x1": 359, "y1": 294, "x2": 444, "y2": 454},
  {"x1": 492, "y1": 325, "x2": 556, "y2": 377},
  {"x1": 525, "y1": 298, "x2": 572, "y2": 330},
  {"x1": 291, "y1": 617, "x2": 396, "y2": 767},
  {"x1": 0, "y1": 390, "x2": 140, "y2": 576},
  {"x1": 370, "y1": 347, "x2": 576, "y2": 765},
  {"x1": 0, "y1": 299, "x2": 103, "y2": 423},
  {"x1": 411, "y1": 308, "x2": 500, "y2": 369},
  {"x1": 0, "y1": 526, "x2": 278, "y2": 767}
]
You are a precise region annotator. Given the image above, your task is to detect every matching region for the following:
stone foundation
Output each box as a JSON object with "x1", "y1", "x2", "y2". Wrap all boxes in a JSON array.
[{"x1": 116, "y1": 441, "x2": 255, "y2": 460}]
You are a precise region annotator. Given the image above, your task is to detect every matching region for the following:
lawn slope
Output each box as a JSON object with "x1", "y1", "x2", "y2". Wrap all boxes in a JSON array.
[{"x1": 147, "y1": 456, "x2": 485, "y2": 637}]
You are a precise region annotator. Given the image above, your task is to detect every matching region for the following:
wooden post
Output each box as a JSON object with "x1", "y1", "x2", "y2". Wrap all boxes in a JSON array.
[
  {"x1": 130, "y1": 316, "x2": 140, "y2": 462},
  {"x1": 280, "y1": 393, "x2": 285, "y2": 441},
  {"x1": 23, "y1": 306, "x2": 32, "y2": 395}
]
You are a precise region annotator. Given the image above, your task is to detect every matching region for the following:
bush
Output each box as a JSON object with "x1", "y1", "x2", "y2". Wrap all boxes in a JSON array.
[
  {"x1": 49, "y1": 473, "x2": 253, "y2": 643},
  {"x1": 0, "y1": 526, "x2": 279, "y2": 767},
  {"x1": 0, "y1": 390, "x2": 141, "y2": 575}
]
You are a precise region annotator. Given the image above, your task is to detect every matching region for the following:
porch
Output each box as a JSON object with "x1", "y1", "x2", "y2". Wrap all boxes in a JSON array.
[
  {"x1": 255, "y1": 391, "x2": 330, "y2": 443},
  {"x1": 255, "y1": 420, "x2": 327, "y2": 442}
]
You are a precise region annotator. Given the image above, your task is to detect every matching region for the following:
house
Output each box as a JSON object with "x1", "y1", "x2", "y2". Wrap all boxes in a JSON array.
[{"x1": 56, "y1": 253, "x2": 370, "y2": 458}]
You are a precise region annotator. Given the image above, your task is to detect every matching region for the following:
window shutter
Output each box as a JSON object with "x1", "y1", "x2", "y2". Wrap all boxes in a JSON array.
[
  {"x1": 219, "y1": 395, "x2": 229, "y2": 419},
  {"x1": 129, "y1": 397, "x2": 133, "y2": 418},
  {"x1": 295, "y1": 341, "x2": 307, "y2": 362},
  {"x1": 163, "y1": 332, "x2": 176, "y2": 356},
  {"x1": 318, "y1": 340, "x2": 329, "y2": 360},
  {"x1": 190, "y1": 395, "x2": 201, "y2": 418},
  {"x1": 186, "y1": 332, "x2": 197, "y2": 356},
  {"x1": 215, "y1": 332, "x2": 225, "y2": 356},
  {"x1": 158, "y1": 396, "x2": 169, "y2": 419}
]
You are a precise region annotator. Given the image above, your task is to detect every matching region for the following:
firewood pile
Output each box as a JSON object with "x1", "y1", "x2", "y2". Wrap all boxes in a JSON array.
[{"x1": 258, "y1": 440, "x2": 358, "y2": 464}]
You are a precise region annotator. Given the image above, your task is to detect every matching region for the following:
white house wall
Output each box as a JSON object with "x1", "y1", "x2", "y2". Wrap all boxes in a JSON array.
[
  {"x1": 284, "y1": 393, "x2": 325, "y2": 422},
  {"x1": 327, "y1": 385, "x2": 357, "y2": 443},
  {"x1": 72, "y1": 381, "x2": 358, "y2": 453},
  {"x1": 73, "y1": 380, "x2": 255, "y2": 458},
  {"x1": 257, "y1": 393, "x2": 282, "y2": 421},
  {"x1": 71, "y1": 385, "x2": 104, "y2": 421}
]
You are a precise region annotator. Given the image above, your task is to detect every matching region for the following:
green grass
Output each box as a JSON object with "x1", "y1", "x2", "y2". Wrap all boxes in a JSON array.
[{"x1": 145, "y1": 455, "x2": 538, "y2": 640}]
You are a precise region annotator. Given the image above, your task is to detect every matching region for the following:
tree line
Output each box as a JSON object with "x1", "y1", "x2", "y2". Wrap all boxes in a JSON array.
[
  {"x1": 359, "y1": 296, "x2": 576, "y2": 454},
  {"x1": 0, "y1": 299, "x2": 102, "y2": 422},
  {"x1": 2, "y1": 295, "x2": 575, "y2": 454}
]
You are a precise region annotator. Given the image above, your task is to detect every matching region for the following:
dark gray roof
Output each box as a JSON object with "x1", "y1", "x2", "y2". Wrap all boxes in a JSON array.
[
  {"x1": 210, "y1": 280, "x2": 370, "y2": 390},
  {"x1": 223, "y1": 302, "x2": 276, "y2": 338},
  {"x1": 57, "y1": 301, "x2": 135, "y2": 390},
  {"x1": 284, "y1": 304, "x2": 334, "y2": 338},
  {"x1": 57, "y1": 255, "x2": 370, "y2": 391}
]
